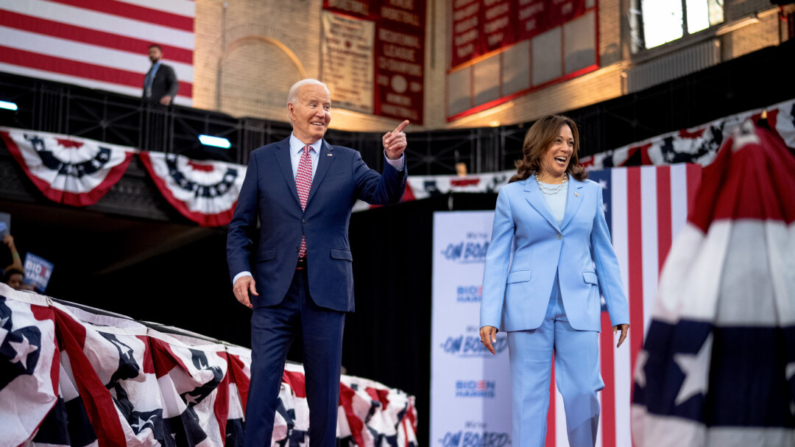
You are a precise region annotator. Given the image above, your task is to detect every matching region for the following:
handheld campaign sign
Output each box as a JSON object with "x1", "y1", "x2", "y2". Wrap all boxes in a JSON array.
[
  {"x1": 23, "y1": 253, "x2": 54, "y2": 292},
  {"x1": 0, "y1": 212, "x2": 9, "y2": 239}
]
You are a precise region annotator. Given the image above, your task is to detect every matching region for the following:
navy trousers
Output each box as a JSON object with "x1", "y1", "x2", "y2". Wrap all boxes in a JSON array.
[{"x1": 243, "y1": 268, "x2": 346, "y2": 447}]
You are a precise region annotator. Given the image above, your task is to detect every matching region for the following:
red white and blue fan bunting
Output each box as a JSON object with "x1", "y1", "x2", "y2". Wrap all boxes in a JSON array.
[
  {"x1": 0, "y1": 284, "x2": 418, "y2": 446},
  {"x1": 0, "y1": 127, "x2": 135, "y2": 207},
  {"x1": 352, "y1": 169, "x2": 515, "y2": 212},
  {"x1": 138, "y1": 152, "x2": 247, "y2": 227},
  {"x1": 767, "y1": 98, "x2": 795, "y2": 150},
  {"x1": 631, "y1": 122, "x2": 795, "y2": 445},
  {"x1": 354, "y1": 98, "x2": 794, "y2": 213},
  {"x1": 579, "y1": 98, "x2": 795, "y2": 170},
  {"x1": 0, "y1": 284, "x2": 59, "y2": 447}
]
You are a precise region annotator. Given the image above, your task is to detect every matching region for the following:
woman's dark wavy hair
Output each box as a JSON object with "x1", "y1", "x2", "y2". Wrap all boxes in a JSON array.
[{"x1": 509, "y1": 115, "x2": 588, "y2": 183}]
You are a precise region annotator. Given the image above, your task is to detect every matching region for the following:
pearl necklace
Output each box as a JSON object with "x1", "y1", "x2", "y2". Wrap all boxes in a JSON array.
[{"x1": 535, "y1": 173, "x2": 568, "y2": 195}]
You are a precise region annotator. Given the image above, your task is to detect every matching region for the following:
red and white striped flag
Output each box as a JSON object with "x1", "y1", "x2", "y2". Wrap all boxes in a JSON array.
[
  {"x1": 631, "y1": 122, "x2": 795, "y2": 446},
  {"x1": 0, "y1": 0, "x2": 195, "y2": 106},
  {"x1": 544, "y1": 164, "x2": 702, "y2": 447}
]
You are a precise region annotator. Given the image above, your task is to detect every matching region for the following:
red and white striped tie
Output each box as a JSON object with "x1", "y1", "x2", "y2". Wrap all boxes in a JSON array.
[{"x1": 296, "y1": 146, "x2": 313, "y2": 259}]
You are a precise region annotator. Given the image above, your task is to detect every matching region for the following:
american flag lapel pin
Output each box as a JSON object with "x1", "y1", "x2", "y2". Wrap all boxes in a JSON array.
[{"x1": 328, "y1": 153, "x2": 333, "y2": 156}]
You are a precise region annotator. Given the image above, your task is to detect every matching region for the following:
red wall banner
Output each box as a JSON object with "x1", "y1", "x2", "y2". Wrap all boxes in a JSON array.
[
  {"x1": 323, "y1": 0, "x2": 426, "y2": 124},
  {"x1": 451, "y1": 0, "x2": 587, "y2": 69}
]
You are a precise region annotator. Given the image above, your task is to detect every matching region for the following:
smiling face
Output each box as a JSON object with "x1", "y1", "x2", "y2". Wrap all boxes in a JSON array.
[
  {"x1": 539, "y1": 124, "x2": 574, "y2": 179},
  {"x1": 288, "y1": 84, "x2": 331, "y2": 145}
]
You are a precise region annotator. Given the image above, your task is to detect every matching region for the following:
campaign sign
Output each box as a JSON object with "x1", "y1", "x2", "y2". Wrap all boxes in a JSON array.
[
  {"x1": 431, "y1": 211, "x2": 512, "y2": 447},
  {"x1": 0, "y1": 212, "x2": 9, "y2": 238},
  {"x1": 23, "y1": 253, "x2": 54, "y2": 292}
]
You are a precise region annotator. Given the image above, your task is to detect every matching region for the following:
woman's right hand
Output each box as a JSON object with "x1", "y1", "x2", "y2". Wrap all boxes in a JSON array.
[{"x1": 479, "y1": 326, "x2": 499, "y2": 355}]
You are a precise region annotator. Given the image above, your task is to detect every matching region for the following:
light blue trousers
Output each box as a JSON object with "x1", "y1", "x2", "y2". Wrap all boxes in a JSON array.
[{"x1": 507, "y1": 274, "x2": 603, "y2": 447}]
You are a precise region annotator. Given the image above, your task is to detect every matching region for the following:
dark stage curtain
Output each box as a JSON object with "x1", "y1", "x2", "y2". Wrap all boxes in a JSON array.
[{"x1": 343, "y1": 193, "x2": 498, "y2": 446}]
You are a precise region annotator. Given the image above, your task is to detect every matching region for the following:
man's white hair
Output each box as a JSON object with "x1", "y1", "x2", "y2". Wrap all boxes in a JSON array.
[{"x1": 286, "y1": 79, "x2": 329, "y2": 106}]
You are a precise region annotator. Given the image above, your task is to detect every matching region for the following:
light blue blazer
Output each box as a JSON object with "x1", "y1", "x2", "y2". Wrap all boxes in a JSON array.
[{"x1": 480, "y1": 177, "x2": 629, "y2": 332}]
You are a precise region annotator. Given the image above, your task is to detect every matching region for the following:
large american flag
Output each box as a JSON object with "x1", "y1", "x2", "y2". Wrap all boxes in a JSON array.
[
  {"x1": 544, "y1": 164, "x2": 702, "y2": 447},
  {"x1": 0, "y1": 0, "x2": 194, "y2": 105}
]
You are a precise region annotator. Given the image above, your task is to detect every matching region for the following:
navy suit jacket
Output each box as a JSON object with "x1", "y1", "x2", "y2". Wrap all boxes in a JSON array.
[{"x1": 227, "y1": 137, "x2": 407, "y2": 312}]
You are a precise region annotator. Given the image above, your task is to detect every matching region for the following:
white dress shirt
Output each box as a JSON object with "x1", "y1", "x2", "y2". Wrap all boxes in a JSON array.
[{"x1": 233, "y1": 133, "x2": 405, "y2": 285}]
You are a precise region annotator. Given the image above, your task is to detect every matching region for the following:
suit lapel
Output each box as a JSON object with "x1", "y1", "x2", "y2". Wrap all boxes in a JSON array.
[
  {"x1": 524, "y1": 179, "x2": 561, "y2": 232},
  {"x1": 305, "y1": 139, "x2": 336, "y2": 208},
  {"x1": 275, "y1": 138, "x2": 301, "y2": 207},
  {"x1": 560, "y1": 178, "x2": 585, "y2": 230}
]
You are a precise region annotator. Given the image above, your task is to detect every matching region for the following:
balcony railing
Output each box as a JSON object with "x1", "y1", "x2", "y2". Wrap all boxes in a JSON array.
[{"x1": 1, "y1": 39, "x2": 792, "y2": 175}]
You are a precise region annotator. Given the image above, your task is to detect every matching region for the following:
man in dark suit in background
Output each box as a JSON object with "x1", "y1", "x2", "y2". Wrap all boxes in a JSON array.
[
  {"x1": 227, "y1": 79, "x2": 408, "y2": 447},
  {"x1": 142, "y1": 44, "x2": 178, "y2": 106}
]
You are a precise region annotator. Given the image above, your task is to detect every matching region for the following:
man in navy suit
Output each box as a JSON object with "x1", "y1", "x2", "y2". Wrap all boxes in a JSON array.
[
  {"x1": 227, "y1": 79, "x2": 408, "y2": 447},
  {"x1": 142, "y1": 44, "x2": 178, "y2": 106}
]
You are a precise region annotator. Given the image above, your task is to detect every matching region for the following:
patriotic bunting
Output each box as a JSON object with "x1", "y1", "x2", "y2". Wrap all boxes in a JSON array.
[
  {"x1": 0, "y1": 127, "x2": 135, "y2": 207},
  {"x1": 768, "y1": 98, "x2": 795, "y2": 150},
  {"x1": 0, "y1": 283, "x2": 418, "y2": 446},
  {"x1": 138, "y1": 152, "x2": 247, "y2": 227},
  {"x1": 3, "y1": 98, "x2": 793, "y2": 220},
  {"x1": 0, "y1": 286, "x2": 59, "y2": 447},
  {"x1": 579, "y1": 98, "x2": 795, "y2": 170},
  {"x1": 352, "y1": 169, "x2": 516, "y2": 212},
  {"x1": 31, "y1": 361, "x2": 99, "y2": 447},
  {"x1": 631, "y1": 122, "x2": 795, "y2": 445}
]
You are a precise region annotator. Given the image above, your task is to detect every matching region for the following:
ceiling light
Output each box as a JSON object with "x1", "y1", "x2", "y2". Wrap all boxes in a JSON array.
[{"x1": 199, "y1": 135, "x2": 231, "y2": 149}]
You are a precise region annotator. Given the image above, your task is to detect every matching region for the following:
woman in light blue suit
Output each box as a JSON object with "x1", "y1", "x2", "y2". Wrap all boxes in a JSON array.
[{"x1": 480, "y1": 115, "x2": 629, "y2": 447}]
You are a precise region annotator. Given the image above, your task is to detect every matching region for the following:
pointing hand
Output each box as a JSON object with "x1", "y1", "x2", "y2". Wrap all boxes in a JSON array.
[{"x1": 383, "y1": 120, "x2": 409, "y2": 160}]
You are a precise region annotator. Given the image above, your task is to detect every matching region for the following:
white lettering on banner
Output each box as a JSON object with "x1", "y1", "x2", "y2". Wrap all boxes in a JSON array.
[
  {"x1": 386, "y1": 93, "x2": 412, "y2": 106},
  {"x1": 381, "y1": 6, "x2": 421, "y2": 26},
  {"x1": 383, "y1": 44, "x2": 416, "y2": 61},
  {"x1": 431, "y1": 212, "x2": 512, "y2": 447},
  {"x1": 457, "y1": 44, "x2": 475, "y2": 58},
  {"x1": 454, "y1": 16, "x2": 479, "y2": 34},
  {"x1": 455, "y1": 29, "x2": 479, "y2": 46},
  {"x1": 453, "y1": 3, "x2": 480, "y2": 21},
  {"x1": 484, "y1": 16, "x2": 510, "y2": 34},
  {"x1": 378, "y1": 57, "x2": 422, "y2": 76},
  {"x1": 487, "y1": 33, "x2": 504, "y2": 46},
  {"x1": 519, "y1": 3, "x2": 544, "y2": 19},
  {"x1": 454, "y1": 0, "x2": 479, "y2": 8},
  {"x1": 380, "y1": 103, "x2": 418, "y2": 120},
  {"x1": 388, "y1": 0, "x2": 415, "y2": 9},
  {"x1": 485, "y1": 3, "x2": 510, "y2": 20},
  {"x1": 379, "y1": 28, "x2": 421, "y2": 48}
]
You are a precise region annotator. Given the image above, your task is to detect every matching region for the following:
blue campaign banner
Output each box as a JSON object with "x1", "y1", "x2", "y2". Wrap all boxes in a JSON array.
[
  {"x1": 23, "y1": 253, "x2": 54, "y2": 292},
  {"x1": 0, "y1": 212, "x2": 10, "y2": 239}
]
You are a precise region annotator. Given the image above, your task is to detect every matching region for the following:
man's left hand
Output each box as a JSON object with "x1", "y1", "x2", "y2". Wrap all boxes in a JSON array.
[
  {"x1": 383, "y1": 120, "x2": 409, "y2": 160},
  {"x1": 160, "y1": 95, "x2": 173, "y2": 106}
]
